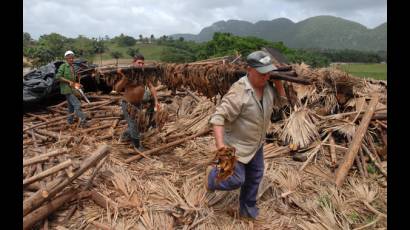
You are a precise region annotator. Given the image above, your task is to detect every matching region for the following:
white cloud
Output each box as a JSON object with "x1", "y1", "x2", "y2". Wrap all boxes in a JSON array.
[{"x1": 23, "y1": 0, "x2": 387, "y2": 39}]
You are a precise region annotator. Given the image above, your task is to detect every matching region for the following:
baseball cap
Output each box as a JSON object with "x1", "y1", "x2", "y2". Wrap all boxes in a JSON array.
[
  {"x1": 246, "y1": 50, "x2": 277, "y2": 74},
  {"x1": 64, "y1": 50, "x2": 75, "y2": 57}
]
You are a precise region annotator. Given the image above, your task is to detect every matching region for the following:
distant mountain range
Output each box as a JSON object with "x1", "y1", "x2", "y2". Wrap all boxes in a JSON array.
[{"x1": 170, "y1": 16, "x2": 386, "y2": 51}]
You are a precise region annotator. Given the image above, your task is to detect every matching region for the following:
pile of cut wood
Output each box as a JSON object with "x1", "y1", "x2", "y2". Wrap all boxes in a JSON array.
[{"x1": 22, "y1": 62, "x2": 387, "y2": 229}]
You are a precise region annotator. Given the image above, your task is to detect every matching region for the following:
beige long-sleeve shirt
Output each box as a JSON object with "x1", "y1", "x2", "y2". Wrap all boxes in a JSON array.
[{"x1": 209, "y1": 76, "x2": 279, "y2": 164}]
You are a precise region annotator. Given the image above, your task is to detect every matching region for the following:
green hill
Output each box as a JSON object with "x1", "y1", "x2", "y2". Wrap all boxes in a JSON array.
[{"x1": 170, "y1": 15, "x2": 386, "y2": 51}]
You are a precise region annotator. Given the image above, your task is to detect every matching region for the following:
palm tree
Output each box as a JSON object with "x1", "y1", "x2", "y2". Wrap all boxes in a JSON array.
[{"x1": 110, "y1": 51, "x2": 123, "y2": 66}]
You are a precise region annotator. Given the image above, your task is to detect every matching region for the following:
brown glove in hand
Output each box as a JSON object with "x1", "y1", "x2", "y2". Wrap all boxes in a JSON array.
[{"x1": 211, "y1": 146, "x2": 237, "y2": 183}]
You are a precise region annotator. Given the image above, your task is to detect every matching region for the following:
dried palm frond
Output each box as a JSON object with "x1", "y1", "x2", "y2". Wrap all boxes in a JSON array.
[
  {"x1": 347, "y1": 179, "x2": 386, "y2": 219},
  {"x1": 321, "y1": 119, "x2": 356, "y2": 140},
  {"x1": 165, "y1": 98, "x2": 215, "y2": 135},
  {"x1": 272, "y1": 166, "x2": 301, "y2": 196},
  {"x1": 292, "y1": 83, "x2": 317, "y2": 101},
  {"x1": 321, "y1": 89, "x2": 339, "y2": 114},
  {"x1": 297, "y1": 220, "x2": 328, "y2": 230},
  {"x1": 326, "y1": 186, "x2": 350, "y2": 219},
  {"x1": 138, "y1": 209, "x2": 174, "y2": 230},
  {"x1": 348, "y1": 179, "x2": 378, "y2": 204},
  {"x1": 182, "y1": 174, "x2": 207, "y2": 208},
  {"x1": 280, "y1": 106, "x2": 320, "y2": 149},
  {"x1": 313, "y1": 196, "x2": 350, "y2": 230},
  {"x1": 257, "y1": 162, "x2": 281, "y2": 200}
]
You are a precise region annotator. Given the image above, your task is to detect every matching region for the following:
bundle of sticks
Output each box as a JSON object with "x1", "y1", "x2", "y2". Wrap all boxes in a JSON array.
[
  {"x1": 88, "y1": 62, "x2": 310, "y2": 100},
  {"x1": 23, "y1": 144, "x2": 110, "y2": 229}
]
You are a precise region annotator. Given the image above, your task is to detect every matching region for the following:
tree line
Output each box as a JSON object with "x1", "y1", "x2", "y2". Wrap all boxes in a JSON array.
[{"x1": 23, "y1": 32, "x2": 386, "y2": 68}]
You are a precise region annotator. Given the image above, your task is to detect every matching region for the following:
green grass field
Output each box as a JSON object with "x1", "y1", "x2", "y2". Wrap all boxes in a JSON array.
[
  {"x1": 97, "y1": 43, "x2": 166, "y2": 62},
  {"x1": 336, "y1": 63, "x2": 387, "y2": 80}
]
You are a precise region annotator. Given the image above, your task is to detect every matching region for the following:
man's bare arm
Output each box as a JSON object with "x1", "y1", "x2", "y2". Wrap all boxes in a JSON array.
[
  {"x1": 213, "y1": 125, "x2": 225, "y2": 150},
  {"x1": 112, "y1": 69, "x2": 128, "y2": 93}
]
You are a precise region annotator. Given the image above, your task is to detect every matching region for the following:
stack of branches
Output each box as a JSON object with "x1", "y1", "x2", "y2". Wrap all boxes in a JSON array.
[
  {"x1": 87, "y1": 59, "x2": 306, "y2": 101},
  {"x1": 22, "y1": 89, "x2": 387, "y2": 229},
  {"x1": 22, "y1": 144, "x2": 110, "y2": 229},
  {"x1": 267, "y1": 62, "x2": 387, "y2": 187},
  {"x1": 160, "y1": 63, "x2": 246, "y2": 100},
  {"x1": 22, "y1": 60, "x2": 387, "y2": 229},
  {"x1": 94, "y1": 64, "x2": 163, "y2": 88}
]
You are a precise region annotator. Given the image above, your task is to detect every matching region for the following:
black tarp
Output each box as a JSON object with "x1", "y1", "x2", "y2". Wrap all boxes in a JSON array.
[{"x1": 23, "y1": 60, "x2": 97, "y2": 108}]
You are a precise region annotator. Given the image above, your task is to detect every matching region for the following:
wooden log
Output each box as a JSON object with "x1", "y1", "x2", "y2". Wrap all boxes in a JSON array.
[
  {"x1": 323, "y1": 108, "x2": 386, "y2": 120},
  {"x1": 368, "y1": 137, "x2": 383, "y2": 163},
  {"x1": 23, "y1": 190, "x2": 91, "y2": 230},
  {"x1": 81, "y1": 124, "x2": 111, "y2": 134},
  {"x1": 283, "y1": 81, "x2": 295, "y2": 107},
  {"x1": 23, "y1": 140, "x2": 33, "y2": 145},
  {"x1": 107, "y1": 119, "x2": 119, "y2": 136},
  {"x1": 28, "y1": 131, "x2": 49, "y2": 142},
  {"x1": 24, "y1": 183, "x2": 41, "y2": 192},
  {"x1": 165, "y1": 131, "x2": 192, "y2": 142},
  {"x1": 95, "y1": 134, "x2": 114, "y2": 141},
  {"x1": 355, "y1": 155, "x2": 365, "y2": 179},
  {"x1": 335, "y1": 94, "x2": 379, "y2": 187},
  {"x1": 91, "y1": 116, "x2": 121, "y2": 122},
  {"x1": 23, "y1": 190, "x2": 77, "y2": 230},
  {"x1": 359, "y1": 149, "x2": 368, "y2": 177},
  {"x1": 23, "y1": 144, "x2": 110, "y2": 216},
  {"x1": 23, "y1": 149, "x2": 68, "y2": 167},
  {"x1": 375, "y1": 120, "x2": 387, "y2": 129},
  {"x1": 46, "y1": 107, "x2": 68, "y2": 115},
  {"x1": 82, "y1": 100, "x2": 111, "y2": 108},
  {"x1": 270, "y1": 73, "x2": 311, "y2": 85},
  {"x1": 329, "y1": 135, "x2": 337, "y2": 166},
  {"x1": 23, "y1": 113, "x2": 75, "y2": 132},
  {"x1": 125, "y1": 128, "x2": 210, "y2": 163},
  {"x1": 23, "y1": 160, "x2": 72, "y2": 186},
  {"x1": 57, "y1": 154, "x2": 75, "y2": 179},
  {"x1": 83, "y1": 100, "x2": 114, "y2": 111},
  {"x1": 62, "y1": 204, "x2": 78, "y2": 223},
  {"x1": 362, "y1": 144, "x2": 387, "y2": 177},
  {"x1": 31, "y1": 132, "x2": 49, "y2": 196},
  {"x1": 49, "y1": 100, "x2": 67, "y2": 108},
  {"x1": 90, "y1": 190, "x2": 118, "y2": 210},
  {"x1": 35, "y1": 129, "x2": 70, "y2": 140},
  {"x1": 26, "y1": 113, "x2": 49, "y2": 122}
]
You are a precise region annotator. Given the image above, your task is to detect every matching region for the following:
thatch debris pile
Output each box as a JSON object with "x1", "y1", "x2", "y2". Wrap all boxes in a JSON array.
[{"x1": 23, "y1": 62, "x2": 386, "y2": 229}]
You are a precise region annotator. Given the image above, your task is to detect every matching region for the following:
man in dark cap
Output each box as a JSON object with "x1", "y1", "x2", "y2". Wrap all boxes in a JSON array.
[{"x1": 206, "y1": 50, "x2": 282, "y2": 219}]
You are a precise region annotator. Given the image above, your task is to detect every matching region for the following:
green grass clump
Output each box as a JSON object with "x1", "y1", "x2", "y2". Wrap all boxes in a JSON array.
[{"x1": 337, "y1": 63, "x2": 387, "y2": 80}]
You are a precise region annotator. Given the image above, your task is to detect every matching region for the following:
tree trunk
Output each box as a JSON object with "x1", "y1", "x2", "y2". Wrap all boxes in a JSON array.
[
  {"x1": 23, "y1": 190, "x2": 77, "y2": 230},
  {"x1": 23, "y1": 144, "x2": 110, "y2": 216},
  {"x1": 23, "y1": 160, "x2": 72, "y2": 186},
  {"x1": 23, "y1": 190, "x2": 91, "y2": 230},
  {"x1": 335, "y1": 94, "x2": 379, "y2": 187},
  {"x1": 23, "y1": 149, "x2": 68, "y2": 167}
]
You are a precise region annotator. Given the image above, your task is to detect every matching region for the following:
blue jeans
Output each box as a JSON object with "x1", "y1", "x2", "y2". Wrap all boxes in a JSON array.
[
  {"x1": 65, "y1": 94, "x2": 86, "y2": 123},
  {"x1": 208, "y1": 146, "x2": 264, "y2": 218},
  {"x1": 120, "y1": 100, "x2": 140, "y2": 140}
]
